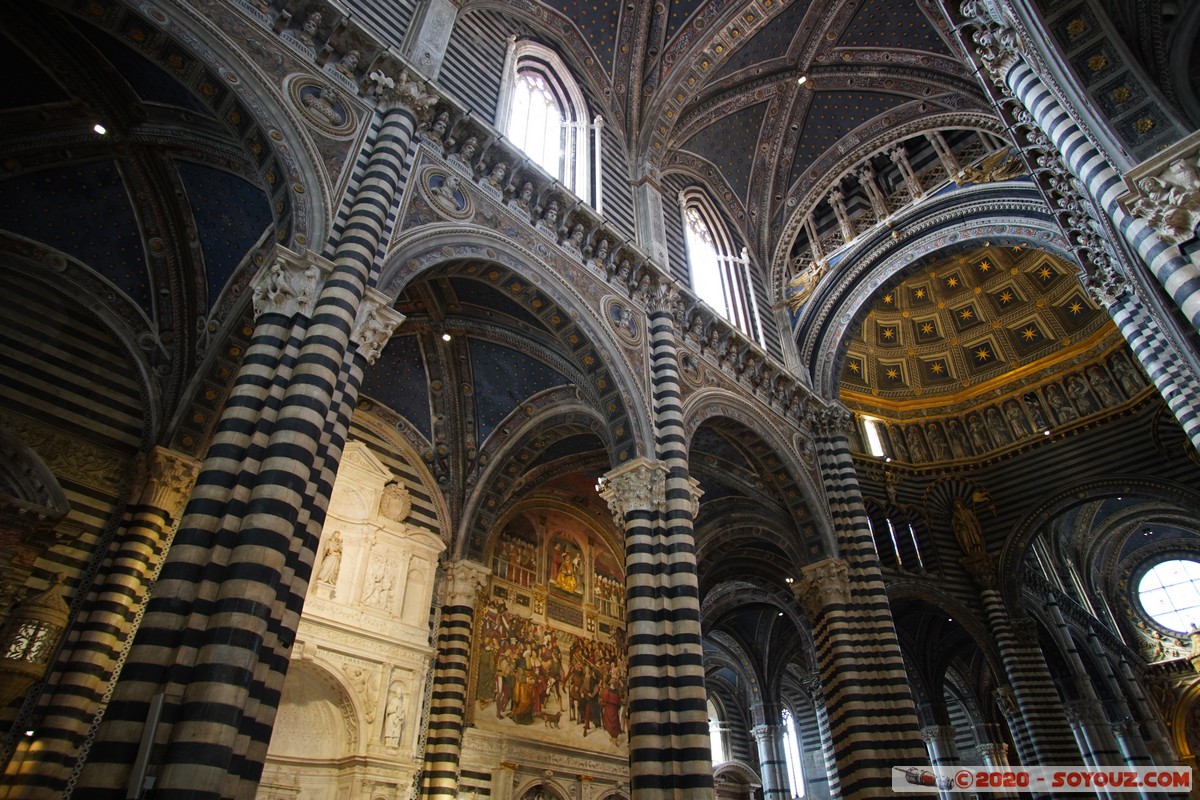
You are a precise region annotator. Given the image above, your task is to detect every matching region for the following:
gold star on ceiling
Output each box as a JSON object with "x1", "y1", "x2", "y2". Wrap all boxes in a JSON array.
[
  {"x1": 979, "y1": 261, "x2": 991, "y2": 272},
  {"x1": 882, "y1": 293, "x2": 894, "y2": 304},
  {"x1": 1039, "y1": 266, "x2": 1053, "y2": 280},
  {"x1": 999, "y1": 290, "x2": 1013, "y2": 304},
  {"x1": 848, "y1": 361, "x2": 860, "y2": 373},
  {"x1": 885, "y1": 367, "x2": 899, "y2": 379},
  {"x1": 930, "y1": 361, "x2": 945, "y2": 374},
  {"x1": 959, "y1": 308, "x2": 974, "y2": 321},
  {"x1": 1068, "y1": 301, "x2": 1083, "y2": 314},
  {"x1": 1022, "y1": 327, "x2": 1037, "y2": 341},
  {"x1": 914, "y1": 288, "x2": 926, "y2": 299},
  {"x1": 975, "y1": 347, "x2": 992, "y2": 362},
  {"x1": 882, "y1": 327, "x2": 895, "y2": 339},
  {"x1": 946, "y1": 276, "x2": 959, "y2": 288},
  {"x1": 920, "y1": 322, "x2": 934, "y2": 334}
]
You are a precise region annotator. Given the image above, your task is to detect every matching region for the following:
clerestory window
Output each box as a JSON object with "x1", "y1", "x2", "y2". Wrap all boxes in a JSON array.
[
  {"x1": 498, "y1": 38, "x2": 602, "y2": 212},
  {"x1": 680, "y1": 187, "x2": 762, "y2": 344}
]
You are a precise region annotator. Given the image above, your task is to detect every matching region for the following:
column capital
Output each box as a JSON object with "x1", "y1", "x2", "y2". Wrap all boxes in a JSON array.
[
  {"x1": 974, "y1": 741, "x2": 1008, "y2": 763},
  {"x1": 810, "y1": 404, "x2": 854, "y2": 437},
  {"x1": 795, "y1": 557, "x2": 850, "y2": 620},
  {"x1": 750, "y1": 723, "x2": 780, "y2": 743},
  {"x1": 135, "y1": 446, "x2": 201, "y2": 519},
  {"x1": 352, "y1": 288, "x2": 406, "y2": 364},
  {"x1": 443, "y1": 559, "x2": 489, "y2": 608},
  {"x1": 1008, "y1": 616, "x2": 1040, "y2": 648},
  {"x1": 597, "y1": 457, "x2": 669, "y2": 525},
  {"x1": 366, "y1": 67, "x2": 441, "y2": 120},
  {"x1": 992, "y1": 685, "x2": 1018, "y2": 718},
  {"x1": 960, "y1": 552, "x2": 999, "y2": 588},
  {"x1": 960, "y1": 2, "x2": 1024, "y2": 81},
  {"x1": 251, "y1": 246, "x2": 334, "y2": 320},
  {"x1": 920, "y1": 724, "x2": 956, "y2": 744}
]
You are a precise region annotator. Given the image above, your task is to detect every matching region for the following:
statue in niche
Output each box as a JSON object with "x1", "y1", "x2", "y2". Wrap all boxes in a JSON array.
[
  {"x1": 1110, "y1": 352, "x2": 1142, "y2": 396},
  {"x1": 315, "y1": 530, "x2": 342, "y2": 587},
  {"x1": 1003, "y1": 400, "x2": 1032, "y2": 438},
  {"x1": 985, "y1": 407, "x2": 1011, "y2": 445},
  {"x1": 430, "y1": 174, "x2": 464, "y2": 211},
  {"x1": 951, "y1": 498, "x2": 986, "y2": 557},
  {"x1": 383, "y1": 682, "x2": 406, "y2": 746},
  {"x1": 945, "y1": 419, "x2": 970, "y2": 459},
  {"x1": 1044, "y1": 383, "x2": 1077, "y2": 423},
  {"x1": 904, "y1": 425, "x2": 929, "y2": 462},
  {"x1": 1023, "y1": 393, "x2": 1051, "y2": 430},
  {"x1": 967, "y1": 413, "x2": 991, "y2": 453},
  {"x1": 362, "y1": 562, "x2": 395, "y2": 607},
  {"x1": 1066, "y1": 375, "x2": 1096, "y2": 415},
  {"x1": 1086, "y1": 366, "x2": 1121, "y2": 406},
  {"x1": 925, "y1": 422, "x2": 950, "y2": 461},
  {"x1": 380, "y1": 480, "x2": 411, "y2": 522}
]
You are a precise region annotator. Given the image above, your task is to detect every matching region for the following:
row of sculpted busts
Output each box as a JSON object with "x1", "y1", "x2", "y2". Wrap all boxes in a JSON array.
[
  {"x1": 873, "y1": 351, "x2": 1144, "y2": 463},
  {"x1": 244, "y1": 1, "x2": 374, "y2": 83},
  {"x1": 414, "y1": 106, "x2": 825, "y2": 426}
]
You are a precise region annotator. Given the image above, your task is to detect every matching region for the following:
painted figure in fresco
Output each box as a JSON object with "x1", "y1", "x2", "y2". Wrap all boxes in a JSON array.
[
  {"x1": 601, "y1": 669, "x2": 623, "y2": 745},
  {"x1": 951, "y1": 498, "x2": 986, "y2": 557}
]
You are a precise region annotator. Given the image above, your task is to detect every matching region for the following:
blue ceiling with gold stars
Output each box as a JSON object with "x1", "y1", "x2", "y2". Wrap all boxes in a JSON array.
[
  {"x1": 714, "y1": 0, "x2": 810, "y2": 79},
  {"x1": 362, "y1": 334, "x2": 433, "y2": 441},
  {"x1": 788, "y1": 90, "x2": 909, "y2": 184},
  {"x1": 540, "y1": 0, "x2": 623, "y2": 72},
  {"x1": 470, "y1": 338, "x2": 572, "y2": 446},
  {"x1": 838, "y1": 0, "x2": 952, "y2": 55},
  {"x1": 681, "y1": 100, "x2": 768, "y2": 202}
]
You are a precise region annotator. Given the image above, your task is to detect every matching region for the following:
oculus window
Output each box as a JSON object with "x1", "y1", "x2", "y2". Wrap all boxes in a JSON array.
[
  {"x1": 498, "y1": 39, "x2": 602, "y2": 212},
  {"x1": 1138, "y1": 558, "x2": 1200, "y2": 632}
]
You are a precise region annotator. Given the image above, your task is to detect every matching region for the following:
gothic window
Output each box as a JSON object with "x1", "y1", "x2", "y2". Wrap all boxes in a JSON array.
[
  {"x1": 781, "y1": 707, "x2": 806, "y2": 798},
  {"x1": 680, "y1": 187, "x2": 763, "y2": 343},
  {"x1": 708, "y1": 697, "x2": 727, "y2": 763},
  {"x1": 498, "y1": 39, "x2": 601, "y2": 211}
]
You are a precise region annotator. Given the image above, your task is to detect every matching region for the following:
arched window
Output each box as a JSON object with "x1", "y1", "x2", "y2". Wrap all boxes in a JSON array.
[
  {"x1": 680, "y1": 187, "x2": 762, "y2": 343},
  {"x1": 498, "y1": 38, "x2": 602, "y2": 211},
  {"x1": 708, "y1": 697, "x2": 727, "y2": 763},
  {"x1": 781, "y1": 707, "x2": 805, "y2": 798}
]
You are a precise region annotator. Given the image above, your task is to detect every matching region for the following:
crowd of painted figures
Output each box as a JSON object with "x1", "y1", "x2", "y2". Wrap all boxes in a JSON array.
[
  {"x1": 475, "y1": 597, "x2": 627, "y2": 745},
  {"x1": 491, "y1": 532, "x2": 538, "y2": 588}
]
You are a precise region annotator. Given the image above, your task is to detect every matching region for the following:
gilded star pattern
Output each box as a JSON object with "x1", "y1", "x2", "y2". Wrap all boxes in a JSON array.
[
  {"x1": 979, "y1": 261, "x2": 991, "y2": 272},
  {"x1": 959, "y1": 308, "x2": 973, "y2": 321},
  {"x1": 882, "y1": 327, "x2": 895, "y2": 339},
  {"x1": 946, "y1": 276, "x2": 959, "y2": 288},
  {"x1": 921, "y1": 322, "x2": 934, "y2": 335},
  {"x1": 930, "y1": 361, "x2": 944, "y2": 374},
  {"x1": 914, "y1": 288, "x2": 926, "y2": 299},
  {"x1": 885, "y1": 367, "x2": 899, "y2": 379},
  {"x1": 1022, "y1": 327, "x2": 1037, "y2": 341},
  {"x1": 1038, "y1": 266, "x2": 1053, "y2": 280},
  {"x1": 999, "y1": 290, "x2": 1013, "y2": 304},
  {"x1": 1068, "y1": 301, "x2": 1083, "y2": 315},
  {"x1": 975, "y1": 347, "x2": 992, "y2": 362}
]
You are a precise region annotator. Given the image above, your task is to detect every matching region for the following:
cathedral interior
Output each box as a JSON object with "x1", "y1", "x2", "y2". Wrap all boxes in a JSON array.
[{"x1": 1, "y1": 0, "x2": 1200, "y2": 798}]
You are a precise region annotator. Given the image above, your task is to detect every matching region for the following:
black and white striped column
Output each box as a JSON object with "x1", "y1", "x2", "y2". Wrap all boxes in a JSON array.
[
  {"x1": 74, "y1": 71, "x2": 429, "y2": 800},
  {"x1": 419, "y1": 560, "x2": 488, "y2": 800},
  {"x1": 599, "y1": 302, "x2": 712, "y2": 800},
  {"x1": 750, "y1": 721, "x2": 789, "y2": 800},
  {"x1": 2, "y1": 448, "x2": 199, "y2": 799},
  {"x1": 799, "y1": 409, "x2": 925, "y2": 800}
]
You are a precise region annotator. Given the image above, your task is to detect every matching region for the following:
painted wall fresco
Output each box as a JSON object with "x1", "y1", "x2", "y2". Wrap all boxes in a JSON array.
[{"x1": 470, "y1": 508, "x2": 626, "y2": 752}]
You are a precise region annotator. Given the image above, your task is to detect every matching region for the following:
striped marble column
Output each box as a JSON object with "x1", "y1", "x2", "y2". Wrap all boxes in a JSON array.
[
  {"x1": 962, "y1": 7, "x2": 1200, "y2": 451},
  {"x1": 2, "y1": 448, "x2": 198, "y2": 798},
  {"x1": 74, "y1": 71, "x2": 428, "y2": 800},
  {"x1": 599, "y1": 301, "x2": 711, "y2": 800},
  {"x1": 419, "y1": 559, "x2": 489, "y2": 800},
  {"x1": 800, "y1": 408, "x2": 925, "y2": 800},
  {"x1": 750, "y1": 722, "x2": 789, "y2": 800},
  {"x1": 964, "y1": 556, "x2": 1081, "y2": 775},
  {"x1": 920, "y1": 725, "x2": 962, "y2": 800},
  {"x1": 1047, "y1": 598, "x2": 1121, "y2": 771}
]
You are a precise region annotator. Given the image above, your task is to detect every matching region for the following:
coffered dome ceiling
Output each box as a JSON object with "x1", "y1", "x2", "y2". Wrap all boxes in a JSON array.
[{"x1": 839, "y1": 245, "x2": 1120, "y2": 411}]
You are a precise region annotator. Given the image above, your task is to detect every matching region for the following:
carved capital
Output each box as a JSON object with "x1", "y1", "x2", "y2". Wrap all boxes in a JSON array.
[
  {"x1": 1009, "y1": 616, "x2": 1040, "y2": 648},
  {"x1": 351, "y1": 288, "x2": 406, "y2": 364},
  {"x1": 1119, "y1": 130, "x2": 1200, "y2": 246},
  {"x1": 811, "y1": 404, "x2": 854, "y2": 437},
  {"x1": 749, "y1": 724, "x2": 778, "y2": 744},
  {"x1": 974, "y1": 741, "x2": 1009, "y2": 763},
  {"x1": 960, "y1": 552, "x2": 999, "y2": 588},
  {"x1": 444, "y1": 559, "x2": 489, "y2": 609},
  {"x1": 992, "y1": 685, "x2": 1018, "y2": 718},
  {"x1": 920, "y1": 725, "x2": 955, "y2": 744},
  {"x1": 367, "y1": 68, "x2": 441, "y2": 121},
  {"x1": 138, "y1": 447, "x2": 201, "y2": 519},
  {"x1": 795, "y1": 557, "x2": 850, "y2": 620},
  {"x1": 251, "y1": 247, "x2": 333, "y2": 320},
  {"x1": 597, "y1": 458, "x2": 668, "y2": 526}
]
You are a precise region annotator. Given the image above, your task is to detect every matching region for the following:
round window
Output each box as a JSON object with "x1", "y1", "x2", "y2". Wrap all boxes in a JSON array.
[{"x1": 1138, "y1": 558, "x2": 1200, "y2": 632}]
